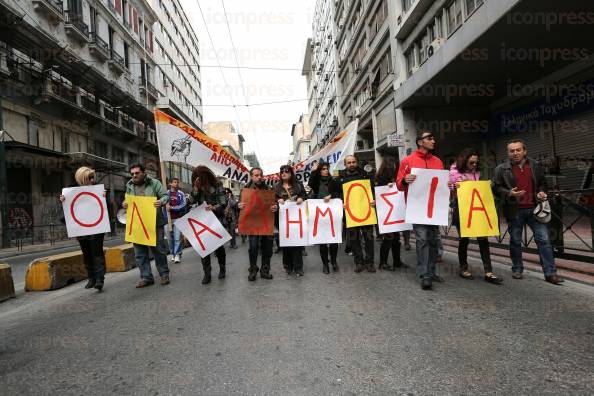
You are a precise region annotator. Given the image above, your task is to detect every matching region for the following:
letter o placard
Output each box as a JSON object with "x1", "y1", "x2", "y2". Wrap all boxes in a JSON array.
[
  {"x1": 345, "y1": 183, "x2": 371, "y2": 222},
  {"x1": 70, "y1": 192, "x2": 105, "y2": 227}
]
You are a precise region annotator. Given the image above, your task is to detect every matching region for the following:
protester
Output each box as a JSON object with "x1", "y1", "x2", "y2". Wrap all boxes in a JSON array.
[
  {"x1": 309, "y1": 160, "x2": 341, "y2": 274},
  {"x1": 492, "y1": 139, "x2": 563, "y2": 285},
  {"x1": 375, "y1": 156, "x2": 406, "y2": 271},
  {"x1": 274, "y1": 165, "x2": 308, "y2": 276},
  {"x1": 224, "y1": 188, "x2": 239, "y2": 249},
  {"x1": 396, "y1": 131, "x2": 445, "y2": 290},
  {"x1": 166, "y1": 177, "x2": 186, "y2": 263},
  {"x1": 124, "y1": 164, "x2": 170, "y2": 288},
  {"x1": 336, "y1": 155, "x2": 376, "y2": 273},
  {"x1": 238, "y1": 167, "x2": 278, "y2": 281},
  {"x1": 59, "y1": 166, "x2": 106, "y2": 292},
  {"x1": 402, "y1": 230, "x2": 411, "y2": 250},
  {"x1": 449, "y1": 148, "x2": 502, "y2": 284},
  {"x1": 187, "y1": 166, "x2": 228, "y2": 285}
]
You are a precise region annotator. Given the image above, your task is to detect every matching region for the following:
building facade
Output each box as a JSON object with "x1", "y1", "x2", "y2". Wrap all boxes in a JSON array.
[
  {"x1": 0, "y1": 0, "x2": 161, "y2": 246},
  {"x1": 290, "y1": 114, "x2": 311, "y2": 164}
]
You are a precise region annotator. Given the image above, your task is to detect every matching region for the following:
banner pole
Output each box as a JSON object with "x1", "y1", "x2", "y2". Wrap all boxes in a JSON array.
[{"x1": 154, "y1": 110, "x2": 173, "y2": 235}]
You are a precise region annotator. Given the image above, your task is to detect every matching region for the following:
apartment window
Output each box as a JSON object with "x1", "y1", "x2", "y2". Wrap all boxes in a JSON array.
[
  {"x1": 128, "y1": 152, "x2": 138, "y2": 166},
  {"x1": 68, "y1": 0, "x2": 83, "y2": 16},
  {"x1": 122, "y1": 0, "x2": 128, "y2": 25},
  {"x1": 465, "y1": 0, "x2": 484, "y2": 16},
  {"x1": 447, "y1": 0, "x2": 463, "y2": 34},
  {"x1": 112, "y1": 147, "x2": 124, "y2": 162},
  {"x1": 124, "y1": 42, "x2": 130, "y2": 68},
  {"x1": 27, "y1": 118, "x2": 39, "y2": 146},
  {"x1": 378, "y1": 51, "x2": 393, "y2": 81},
  {"x1": 89, "y1": 6, "x2": 97, "y2": 33},
  {"x1": 402, "y1": 0, "x2": 415, "y2": 12},
  {"x1": 406, "y1": 49, "x2": 417, "y2": 75},
  {"x1": 92, "y1": 140, "x2": 108, "y2": 158}
]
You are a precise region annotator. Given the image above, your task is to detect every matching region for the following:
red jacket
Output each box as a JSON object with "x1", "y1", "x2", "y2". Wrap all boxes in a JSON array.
[{"x1": 396, "y1": 149, "x2": 444, "y2": 193}]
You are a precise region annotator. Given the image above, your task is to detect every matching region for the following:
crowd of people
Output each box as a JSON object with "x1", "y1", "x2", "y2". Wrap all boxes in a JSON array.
[{"x1": 62, "y1": 130, "x2": 564, "y2": 293}]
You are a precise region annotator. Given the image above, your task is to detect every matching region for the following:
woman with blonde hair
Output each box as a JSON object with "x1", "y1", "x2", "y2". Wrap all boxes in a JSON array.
[{"x1": 59, "y1": 166, "x2": 107, "y2": 291}]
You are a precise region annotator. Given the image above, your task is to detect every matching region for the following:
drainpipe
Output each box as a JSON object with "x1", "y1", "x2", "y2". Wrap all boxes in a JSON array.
[{"x1": 0, "y1": 98, "x2": 10, "y2": 248}]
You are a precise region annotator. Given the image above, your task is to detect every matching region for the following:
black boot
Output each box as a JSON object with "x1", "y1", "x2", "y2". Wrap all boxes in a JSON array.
[
  {"x1": 201, "y1": 260, "x2": 212, "y2": 284},
  {"x1": 94, "y1": 255, "x2": 106, "y2": 291},
  {"x1": 84, "y1": 278, "x2": 96, "y2": 289},
  {"x1": 322, "y1": 261, "x2": 330, "y2": 274},
  {"x1": 331, "y1": 261, "x2": 339, "y2": 272},
  {"x1": 218, "y1": 264, "x2": 226, "y2": 279},
  {"x1": 379, "y1": 243, "x2": 392, "y2": 271},
  {"x1": 84, "y1": 263, "x2": 95, "y2": 289},
  {"x1": 248, "y1": 266, "x2": 258, "y2": 281},
  {"x1": 390, "y1": 241, "x2": 401, "y2": 270},
  {"x1": 260, "y1": 262, "x2": 273, "y2": 279}
]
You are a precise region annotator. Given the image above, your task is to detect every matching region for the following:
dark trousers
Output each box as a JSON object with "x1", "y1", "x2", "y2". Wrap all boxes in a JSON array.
[
  {"x1": 380, "y1": 232, "x2": 400, "y2": 265},
  {"x1": 248, "y1": 235, "x2": 273, "y2": 274},
  {"x1": 346, "y1": 225, "x2": 374, "y2": 265},
  {"x1": 282, "y1": 247, "x2": 303, "y2": 273},
  {"x1": 319, "y1": 244, "x2": 338, "y2": 265},
  {"x1": 78, "y1": 234, "x2": 106, "y2": 282},
  {"x1": 453, "y1": 210, "x2": 493, "y2": 273},
  {"x1": 201, "y1": 246, "x2": 226, "y2": 274}
]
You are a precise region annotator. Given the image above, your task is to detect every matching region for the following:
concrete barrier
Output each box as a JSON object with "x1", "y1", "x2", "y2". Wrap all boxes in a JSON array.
[
  {"x1": 0, "y1": 263, "x2": 16, "y2": 302},
  {"x1": 25, "y1": 251, "x2": 87, "y2": 291},
  {"x1": 105, "y1": 244, "x2": 136, "y2": 272}
]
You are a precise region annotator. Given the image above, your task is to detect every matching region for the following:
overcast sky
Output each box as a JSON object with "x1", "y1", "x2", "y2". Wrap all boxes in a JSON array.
[{"x1": 182, "y1": 0, "x2": 317, "y2": 173}]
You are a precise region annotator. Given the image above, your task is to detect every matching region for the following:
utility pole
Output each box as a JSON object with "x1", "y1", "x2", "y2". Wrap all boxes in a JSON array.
[{"x1": 0, "y1": 98, "x2": 11, "y2": 248}]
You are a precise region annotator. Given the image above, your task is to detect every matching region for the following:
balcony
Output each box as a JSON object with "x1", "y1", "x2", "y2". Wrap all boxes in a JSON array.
[
  {"x1": 89, "y1": 32, "x2": 110, "y2": 61},
  {"x1": 139, "y1": 79, "x2": 158, "y2": 100},
  {"x1": 108, "y1": 50, "x2": 126, "y2": 74},
  {"x1": 64, "y1": 11, "x2": 89, "y2": 43},
  {"x1": 32, "y1": 0, "x2": 64, "y2": 22}
]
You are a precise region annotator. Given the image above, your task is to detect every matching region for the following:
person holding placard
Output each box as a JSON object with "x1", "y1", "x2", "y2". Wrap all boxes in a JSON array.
[
  {"x1": 238, "y1": 167, "x2": 278, "y2": 281},
  {"x1": 492, "y1": 139, "x2": 562, "y2": 285},
  {"x1": 187, "y1": 166, "x2": 228, "y2": 285},
  {"x1": 224, "y1": 188, "x2": 239, "y2": 249},
  {"x1": 124, "y1": 164, "x2": 170, "y2": 288},
  {"x1": 167, "y1": 177, "x2": 187, "y2": 263},
  {"x1": 449, "y1": 148, "x2": 502, "y2": 284},
  {"x1": 59, "y1": 166, "x2": 107, "y2": 292},
  {"x1": 396, "y1": 131, "x2": 445, "y2": 290},
  {"x1": 309, "y1": 161, "x2": 342, "y2": 274},
  {"x1": 336, "y1": 155, "x2": 376, "y2": 273},
  {"x1": 274, "y1": 165, "x2": 308, "y2": 277},
  {"x1": 375, "y1": 156, "x2": 406, "y2": 271}
]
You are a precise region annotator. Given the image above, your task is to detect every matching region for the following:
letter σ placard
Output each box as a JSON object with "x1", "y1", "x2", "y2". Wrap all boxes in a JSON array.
[
  {"x1": 307, "y1": 199, "x2": 343, "y2": 244},
  {"x1": 62, "y1": 185, "x2": 111, "y2": 238},
  {"x1": 125, "y1": 195, "x2": 157, "y2": 246},
  {"x1": 279, "y1": 201, "x2": 309, "y2": 247},
  {"x1": 343, "y1": 179, "x2": 377, "y2": 228},
  {"x1": 457, "y1": 181, "x2": 500, "y2": 237},
  {"x1": 405, "y1": 169, "x2": 450, "y2": 226},
  {"x1": 374, "y1": 185, "x2": 413, "y2": 234},
  {"x1": 175, "y1": 203, "x2": 231, "y2": 257}
]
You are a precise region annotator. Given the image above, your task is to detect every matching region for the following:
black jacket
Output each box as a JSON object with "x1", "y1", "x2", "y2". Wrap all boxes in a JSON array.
[
  {"x1": 309, "y1": 168, "x2": 341, "y2": 199},
  {"x1": 273, "y1": 181, "x2": 308, "y2": 202},
  {"x1": 187, "y1": 182, "x2": 227, "y2": 220},
  {"x1": 492, "y1": 157, "x2": 547, "y2": 220}
]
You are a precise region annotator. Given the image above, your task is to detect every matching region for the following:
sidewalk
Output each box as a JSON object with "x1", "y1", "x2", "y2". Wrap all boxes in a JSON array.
[{"x1": 0, "y1": 235, "x2": 125, "y2": 260}]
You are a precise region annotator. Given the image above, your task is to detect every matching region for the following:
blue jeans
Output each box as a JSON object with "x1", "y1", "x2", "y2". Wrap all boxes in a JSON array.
[
  {"x1": 168, "y1": 223, "x2": 183, "y2": 257},
  {"x1": 509, "y1": 207, "x2": 557, "y2": 277},
  {"x1": 413, "y1": 224, "x2": 439, "y2": 280},
  {"x1": 134, "y1": 228, "x2": 170, "y2": 281}
]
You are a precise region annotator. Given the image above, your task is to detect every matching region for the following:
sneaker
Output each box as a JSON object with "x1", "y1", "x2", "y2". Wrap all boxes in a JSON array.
[
  {"x1": 545, "y1": 274, "x2": 563, "y2": 285},
  {"x1": 512, "y1": 272, "x2": 523, "y2": 279},
  {"x1": 347, "y1": 251, "x2": 354, "y2": 256},
  {"x1": 421, "y1": 278, "x2": 433, "y2": 290},
  {"x1": 136, "y1": 279, "x2": 154, "y2": 288},
  {"x1": 174, "y1": 255, "x2": 181, "y2": 263},
  {"x1": 160, "y1": 276, "x2": 170, "y2": 285}
]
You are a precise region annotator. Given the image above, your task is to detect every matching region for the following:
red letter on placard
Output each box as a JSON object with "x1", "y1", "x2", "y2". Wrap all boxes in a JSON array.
[
  {"x1": 70, "y1": 192, "x2": 104, "y2": 227},
  {"x1": 128, "y1": 202, "x2": 150, "y2": 240},
  {"x1": 188, "y1": 218, "x2": 223, "y2": 251},
  {"x1": 467, "y1": 188, "x2": 493, "y2": 229},
  {"x1": 239, "y1": 192, "x2": 269, "y2": 232},
  {"x1": 380, "y1": 191, "x2": 405, "y2": 226},
  {"x1": 313, "y1": 206, "x2": 335, "y2": 237},
  {"x1": 345, "y1": 183, "x2": 372, "y2": 223},
  {"x1": 285, "y1": 207, "x2": 304, "y2": 239},
  {"x1": 427, "y1": 177, "x2": 439, "y2": 218}
]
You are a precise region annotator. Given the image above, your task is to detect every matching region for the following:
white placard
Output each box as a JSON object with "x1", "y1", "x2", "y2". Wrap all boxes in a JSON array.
[
  {"x1": 375, "y1": 185, "x2": 413, "y2": 234},
  {"x1": 405, "y1": 169, "x2": 450, "y2": 226},
  {"x1": 307, "y1": 199, "x2": 343, "y2": 245},
  {"x1": 174, "y1": 203, "x2": 231, "y2": 258},
  {"x1": 62, "y1": 185, "x2": 111, "y2": 238},
  {"x1": 279, "y1": 201, "x2": 309, "y2": 247}
]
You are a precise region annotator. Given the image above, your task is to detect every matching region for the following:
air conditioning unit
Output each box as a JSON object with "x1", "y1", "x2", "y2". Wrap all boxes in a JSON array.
[
  {"x1": 356, "y1": 138, "x2": 369, "y2": 150},
  {"x1": 427, "y1": 38, "x2": 446, "y2": 57},
  {"x1": 354, "y1": 106, "x2": 362, "y2": 117}
]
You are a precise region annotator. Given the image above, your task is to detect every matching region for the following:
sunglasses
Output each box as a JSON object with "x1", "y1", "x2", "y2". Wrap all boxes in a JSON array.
[
  {"x1": 468, "y1": 161, "x2": 479, "y2": 165},
  {"x1": 280, "y1": 169, "x2": 292, "y2": 174},
  {"x1": 422, "y1": 135, "x2": 435, "y2": 141}
]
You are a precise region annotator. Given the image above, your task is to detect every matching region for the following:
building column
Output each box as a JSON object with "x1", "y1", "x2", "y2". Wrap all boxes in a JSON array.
[{"x1": 396, "y1": 108, "x2": 417, "y2": 157}]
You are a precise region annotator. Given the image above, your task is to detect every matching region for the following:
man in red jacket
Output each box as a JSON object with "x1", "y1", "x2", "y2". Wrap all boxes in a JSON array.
[{"x1": 397, "y1": 131, "x2": 445, "y2": 290}]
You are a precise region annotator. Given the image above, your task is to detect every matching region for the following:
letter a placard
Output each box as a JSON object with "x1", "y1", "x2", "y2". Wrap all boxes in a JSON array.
[
  {"x1": 62, "y1": 185, "x2": 111, "y2": 238},
  {"x1": 457, "y1": 181, "x2": 500, "y2": 237},
  {"x1": 238, "y1": 188, "x2": 275, "y2": 235},
  {"x1": 374, "y1": 185, "x2": 413, "y2": 234},
  {"x1": 343, "y1": 179, "x2": 377, "y2": 228},
  {"x1": 125, "y1": 195, "x2": 157, "y2": 246},
  {"x1": 405, "y1": 169, "x2": 450, "y2": 226},
  {"x1": 307, "y1": 199, "x2": 343, "y2": 244},
  {"x1": 175, "y1": 203, "x2": 231, "y2": 257},
  {"x1": 279, "y1": 202, "x2": 309, "y2": 247}
]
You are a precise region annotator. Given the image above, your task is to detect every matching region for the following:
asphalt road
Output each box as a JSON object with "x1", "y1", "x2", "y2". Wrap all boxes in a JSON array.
[{"x1": 1, "y1": 240, "x2": 593, "y2": 395}]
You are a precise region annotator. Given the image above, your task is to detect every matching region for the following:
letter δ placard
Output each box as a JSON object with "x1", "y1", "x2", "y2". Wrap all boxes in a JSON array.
[
  {"x1": 238, "y1": 188, "x2": 276, "y2": 235},
  {"x1": 62, "y1": 184, "x2": 111, "y2": 238},
  {"x1": 457, "y1": 181, "x2": 500, "y2": 237},
  {"x1": 279, "y1": 201, "x2": 309, "y2": 247},
  {"x1": 405, "y1": 169, "x2": 450, "y2": 226},
  {"x1": 175, "y1": 203, "x2": 231, "y2": 257},
  {"x1": 307, "y1": 199, "x2": 343, "y2": 244},
  {"x1": 375, "y1": 185, "x2": 413, "y2": 234},
  {"x1": 125, "y1": 195, "x2": 157, "y2": 246},
  {"x1": 343, "y1": 179, "x2": 377, "y2": 228}
]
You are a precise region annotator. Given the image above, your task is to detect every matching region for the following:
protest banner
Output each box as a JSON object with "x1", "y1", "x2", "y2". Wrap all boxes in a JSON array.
[
  {"x1": 62, "y1": 185, "x2": 111, "y2": 238},
  {"x1": 175, "y1": 203, "x2": 231, "y2": 258},
  {"x1": 457, "y1": 181, "x2": 500, "y2": 237},
  {"x1": 125, "y1": 195, "x2": 157, "y2": 246},
  {"x1": 374, "y1": 185, "x2": 413, "y2": 234},
  {"x1": 307, "y1": 199, "x2": 343, "y2": 244},
  {"x1": 343, "y1": 179, "x2": 377, "y2": 228},
  {"x1": 238, "y1": 188, "x2": 275, "y2": 235},
  {"x1": 405, "y1": 169, "x2": 450, "y2": 226},
  {"x1": 279, "y1": 201, "x2": 309, "y2": 247}
]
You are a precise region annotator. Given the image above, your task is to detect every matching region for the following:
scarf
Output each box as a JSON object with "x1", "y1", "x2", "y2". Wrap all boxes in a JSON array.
[{"x1": 317, "y1": 175, "x2": 332, "y2": 199}]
